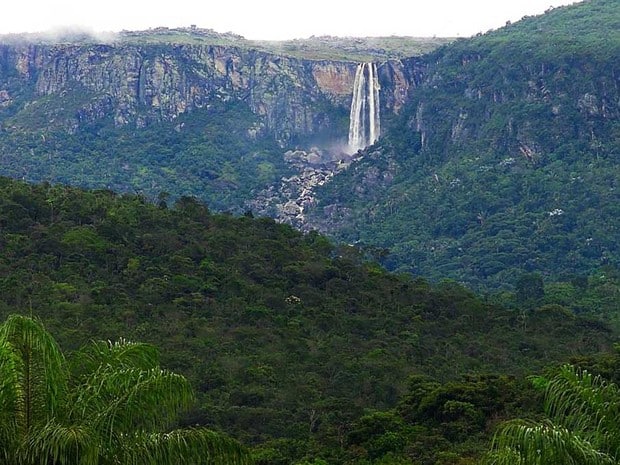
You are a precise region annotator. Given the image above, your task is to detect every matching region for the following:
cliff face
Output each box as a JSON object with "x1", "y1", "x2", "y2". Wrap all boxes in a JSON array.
[{"x1": 0, "y1": 43, "x2": 418, "y2": 143}]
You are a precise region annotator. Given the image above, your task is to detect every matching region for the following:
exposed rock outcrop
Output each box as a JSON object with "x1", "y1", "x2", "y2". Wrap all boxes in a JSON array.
[
  {"x1": 0, "y1": 42, "x2": 421, "y2": 144},
  {"x1": 245, "y1": 147, "x2": 358, "y2": 228}
]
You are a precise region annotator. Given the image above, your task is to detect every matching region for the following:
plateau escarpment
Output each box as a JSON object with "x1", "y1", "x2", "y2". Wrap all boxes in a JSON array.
[
  {"x1": 0, "y1": 41, "x2": 420, "y2": 144},
  {"x1": 0, "y1": 33, "x2": 426, "y2": 216}
]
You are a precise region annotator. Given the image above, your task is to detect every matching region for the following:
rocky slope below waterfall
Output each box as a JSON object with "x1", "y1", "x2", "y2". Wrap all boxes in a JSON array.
[{"x1": 305, "y1": 0, "x2": 620, "y2": 290}]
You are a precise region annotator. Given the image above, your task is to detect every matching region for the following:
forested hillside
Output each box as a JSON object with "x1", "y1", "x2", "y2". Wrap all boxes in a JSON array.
[
  {"x1": 0, "y1": 101, "x2": 292, "y2": 211},
  {"x1": 307, "y1": 0, "x2": 620, "y2": 290},
  {"x1": 1, "y1": 176, "x2": 618, "y2": 463}
]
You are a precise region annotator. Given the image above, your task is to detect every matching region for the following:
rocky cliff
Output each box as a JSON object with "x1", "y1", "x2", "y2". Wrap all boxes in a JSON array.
[{"x1": 0, "y1": 40, "x2": 420, "y2": 144}]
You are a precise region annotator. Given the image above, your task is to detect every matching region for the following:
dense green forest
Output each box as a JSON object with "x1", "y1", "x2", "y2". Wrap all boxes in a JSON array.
[
  {"x1": 308, "y1": 0, "x2": 620, "y2": 290},
  {"x1": 0, "y1": 177, "x2": 618, "y2": 463},
  {"x1": 0, "y1": 100, "x2": 294, "y2": 212}
]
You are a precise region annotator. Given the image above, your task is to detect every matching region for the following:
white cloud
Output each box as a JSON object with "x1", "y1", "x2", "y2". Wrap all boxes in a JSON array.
[{"x1": 0, "y1": 0, "x2": 582, "y2": 39}]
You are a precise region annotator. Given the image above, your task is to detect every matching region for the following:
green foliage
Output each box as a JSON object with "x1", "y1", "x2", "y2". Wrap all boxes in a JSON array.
[
  {"x1": 515, "y1": 274, "x2": 545, "y2": 309},
  {"x1": 0, "y1": 176, "x2": 615, "y2": 464},
  {"x1": 338, "y1": 373, "x2": 543, "y2": 465},
  {"x1": 489, "y1": 364, "x2": 620, "y2": 465},
  {"x1": 0, "y1": 100, "x2": 290, "y2": 213},
  {"x1": 490, "y1": 268, "x2": 620, "y2": 333},
  {"x1": 0, "y1": 314, "x2": 249, "y2": 465},
  {"x1": 309, "y1": 0, "x2": 620, "y2": 290}
]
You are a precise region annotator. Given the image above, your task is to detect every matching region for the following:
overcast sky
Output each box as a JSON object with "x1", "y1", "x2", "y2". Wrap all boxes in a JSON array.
[{"x1": 0, "y1": 0, "x2": 582, "y2": 40}]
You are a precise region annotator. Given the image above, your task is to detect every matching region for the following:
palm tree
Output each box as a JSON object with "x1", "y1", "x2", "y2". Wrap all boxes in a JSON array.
[
  {"x1": 488, "y1": 364, "x2": 620, "y2": 465},
  {"x1": 0, "y1": 314, "x2": 251, "y2": 465}
]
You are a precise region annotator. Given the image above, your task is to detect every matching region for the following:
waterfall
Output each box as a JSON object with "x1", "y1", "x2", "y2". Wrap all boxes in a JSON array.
[{"x1": 348, "y1": 62, "x2": 381, "y2": 153}]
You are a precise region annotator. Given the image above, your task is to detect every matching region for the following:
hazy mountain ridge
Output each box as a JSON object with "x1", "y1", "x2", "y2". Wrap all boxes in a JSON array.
[{"x1": 0, "y1": 26, "x2": 453, "y2": 61}]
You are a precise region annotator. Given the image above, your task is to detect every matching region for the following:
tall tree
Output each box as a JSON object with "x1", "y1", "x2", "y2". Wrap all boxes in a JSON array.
[
  {"x1": 488, "y1": 364, "x2": 620, "y2": 465},
  {"x1": 515, "y1": 273, "x2": 545, "y2": 309},
  {"x1": 0, "y1": 314, "x2": 250, "y2": 465}
]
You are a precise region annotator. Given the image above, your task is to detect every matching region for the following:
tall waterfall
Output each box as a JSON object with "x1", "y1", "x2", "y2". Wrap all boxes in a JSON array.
[{"x1": 348, "y1": 62, "x2": 381, "y2": 153}]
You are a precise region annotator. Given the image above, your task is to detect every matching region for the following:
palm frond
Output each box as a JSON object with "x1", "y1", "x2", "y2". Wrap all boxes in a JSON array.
[
  {"x1": 490, "y1": 419, "x2": 615, "y2": 465},
  {"x1": 73, "y1": 367, "x2": 194, "y2": 436},
  {"x1": 0, "y1": 315, "x2": 247, "y2": 465},
  {"x1": 0, "y1": 341, "x2": 22, "y2": 424},
  {"x1": 544, "y1": 364, "x2": 620, "y2": 451},
  {"x1": 118, "y1": 428, "x2": 252, "y2": 465},
  {"x1": 0, "y1": 314, "x2": 68, "y2": 428},
  {"x1": 21, "y1": 420, "x2": 99, "y2": 465},
  {"x1": 0, "y1": 341, "x2": 23, "y2": 462},
  {"x1": 70, "y1": 339, "x2": 159, "y2": 381}
]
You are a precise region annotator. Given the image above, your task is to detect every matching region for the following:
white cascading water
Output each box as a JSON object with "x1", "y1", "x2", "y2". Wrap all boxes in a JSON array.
[{"x1": 348, "y1": 62, "x2": 381, "y2": 153}]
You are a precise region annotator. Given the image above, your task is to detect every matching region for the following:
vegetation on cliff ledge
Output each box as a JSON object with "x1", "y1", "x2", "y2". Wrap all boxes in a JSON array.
[{"x1": 0, "y1": 27, "x2": 452, "y2": 61}]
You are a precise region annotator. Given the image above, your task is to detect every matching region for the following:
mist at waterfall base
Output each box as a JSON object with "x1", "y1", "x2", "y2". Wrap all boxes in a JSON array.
[{"x1": 286, "y1": 61, "x2": 382, "y2": 164}]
